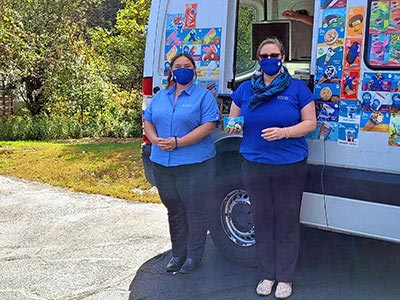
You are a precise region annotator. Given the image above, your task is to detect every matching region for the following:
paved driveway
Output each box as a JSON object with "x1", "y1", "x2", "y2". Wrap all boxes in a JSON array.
[
  {"x1": 2, "y1": 175, "x2": 400, "y2": 300},
  {"x1": 0, "y1": 175, "x2": 169, "y2": 300}
]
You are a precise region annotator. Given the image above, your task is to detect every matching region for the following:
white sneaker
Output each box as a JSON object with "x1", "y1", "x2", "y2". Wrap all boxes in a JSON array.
[
  {"x1": 275, "y1": 282, "x2": 293, "y2": 299},
  {"x1": 256, "y1": 279, "x2": 275, "y2": 296}
]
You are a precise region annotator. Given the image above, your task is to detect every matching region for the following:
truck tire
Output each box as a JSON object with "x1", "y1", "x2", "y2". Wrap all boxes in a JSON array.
[{"x1": 208, "y1": 173, "x2": 257, "y2": 267}]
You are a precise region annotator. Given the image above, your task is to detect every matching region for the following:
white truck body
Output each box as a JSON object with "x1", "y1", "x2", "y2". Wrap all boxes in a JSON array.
[{"x1": 142, "y1": 0, "x2": 400, "y2": 264}]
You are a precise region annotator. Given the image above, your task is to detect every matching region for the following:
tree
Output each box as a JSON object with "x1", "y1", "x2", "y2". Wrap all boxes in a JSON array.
[
  {"x1": 90, "y1": 0, "x2": 151, "y2": 90},
  {"x1": 0, "y1": 0, "x2": 103, "y2": 115}
]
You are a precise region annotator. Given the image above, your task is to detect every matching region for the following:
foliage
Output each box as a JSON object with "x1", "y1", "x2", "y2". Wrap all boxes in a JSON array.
[
  {"x1": 0, "y1": 0, "x2": 151, "y2": 139},
  {"x1": 90, "y1": 0, "x2": 151, "y2": 90},
  {"x1": 0, "y1": 140, "x2": 160, "y2": 203},
  {"x1": 236, "y1": 6, "x2": 257, "y2": 74},
  {"x1": 0, "y1": 0, "x2": 103, "y2": 115},
  {"x1": 0, "y1": 89, "x2": 142, "y2": 141}
]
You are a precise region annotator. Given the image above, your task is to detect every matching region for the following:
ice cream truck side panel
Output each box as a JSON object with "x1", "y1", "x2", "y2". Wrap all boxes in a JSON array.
[{"x1": 142, "y1": 0, "x2": 400, "y2": 265}]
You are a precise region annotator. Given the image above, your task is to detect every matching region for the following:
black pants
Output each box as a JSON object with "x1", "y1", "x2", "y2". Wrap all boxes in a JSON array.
[
  {"x1": 241, "y1": 157, "x2": 307, "y2": 282},
  {"x1": 152, "y1": 158, "x2": 215, "y2": 260}
]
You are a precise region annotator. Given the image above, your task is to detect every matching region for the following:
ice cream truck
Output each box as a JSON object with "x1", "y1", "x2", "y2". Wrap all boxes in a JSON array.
[{"x1": 142, "y1": 0, "x2": 400, "y2": 265}]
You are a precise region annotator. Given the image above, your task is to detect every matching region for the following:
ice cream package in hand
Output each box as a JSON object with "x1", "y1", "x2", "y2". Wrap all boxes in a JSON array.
[{"x1": 224, "y1": 116, "x2": 244, "y2": 131}]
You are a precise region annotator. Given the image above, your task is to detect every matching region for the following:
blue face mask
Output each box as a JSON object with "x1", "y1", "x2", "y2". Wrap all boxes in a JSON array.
[
  {"x1": 172, "y1": 68, "x2": 195, "y2": 85},
  {"x1": 259, "y1": 58, "x2": 282, "y2": 76}
]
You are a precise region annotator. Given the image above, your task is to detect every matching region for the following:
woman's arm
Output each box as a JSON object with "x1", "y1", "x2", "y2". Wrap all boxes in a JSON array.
[
  {"x1": 157, "y1": 122, "x2": 217, "y2": 151},
  {"x1": 261, "y1": 101, "x2": 317, "y2": 141},
  {"x1": 143, "y1": 120, "x2": 158, "y2": 144},
  {"x1": 229, "y1": 101, "x2": 241, "y2": 118},
  {"x1": 282, "y1": 10, "x2": 314, "y2": 26},
  {"x1": 176, "y1": 122, "x2": 217, "y2": 147},
  {"x1": 143, "y1": 120, "x2": 168, "y2": 150}
]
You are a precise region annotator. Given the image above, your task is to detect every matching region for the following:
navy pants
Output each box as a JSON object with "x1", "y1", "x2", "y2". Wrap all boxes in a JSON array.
[
  {"x1": 152, "y1": 158, "x2": 215, "y2": 260},
  {"x1": 241, "y1": 157, "x2": 307, "y2": 282}
]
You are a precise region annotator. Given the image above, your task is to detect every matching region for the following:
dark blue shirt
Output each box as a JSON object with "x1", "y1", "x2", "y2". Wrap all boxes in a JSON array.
[
  {"x1": 143, "y1": 83, "x2": 220, "y2": 167},
  {"x1": 231, "y1": 78, "x2": 314, "y2": 165}
]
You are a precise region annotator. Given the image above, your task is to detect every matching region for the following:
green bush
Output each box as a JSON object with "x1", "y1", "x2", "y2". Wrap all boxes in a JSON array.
[{"x1": 0, "y1": 90, "x2": 143, "y2": 141}]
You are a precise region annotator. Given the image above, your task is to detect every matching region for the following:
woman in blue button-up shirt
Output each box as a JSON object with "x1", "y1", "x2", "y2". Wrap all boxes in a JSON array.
[{"x1": 143, "y1": 54, "x2": 220, "y2": 274}]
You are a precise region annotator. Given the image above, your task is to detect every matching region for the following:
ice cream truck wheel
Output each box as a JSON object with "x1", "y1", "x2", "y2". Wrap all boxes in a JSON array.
[
  {"x1": 208, "y1": 172, "x2": 257, "y2": 266},
  {"x1": 205, "y1": 135, "x2": 257, "y2": 266}
]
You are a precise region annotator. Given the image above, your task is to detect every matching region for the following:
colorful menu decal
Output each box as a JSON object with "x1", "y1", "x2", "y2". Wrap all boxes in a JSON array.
[
  {"x1": 163, "y1": 3, "x2": 222, "y2": 95},
  {"x1": 322, "y1": 8, "x2": 347, "y2": 28},
  {"x1": 347, "y1": 7, "x2": 365, "y2": 37},
  {"x1": 338, "y1": 123, "x2": 360, "y2": 146},
  {"x1": 341, "y1": 70, "x2": 359, "y2": 100},
  {"x1": 317, "y1": 102, "x2": 339, "y2": 122},
  {"x1": 321, "y1": 0, "x2": 347, "y2": 9},
  {"x1": 310, "y1": 0, "x2": 400, "y2": 149},
  {"x1": 344, "y1": 38, "x2": 362, "y2": 68},
  {"x1": 360, "y1": 72, "x2": 400, "y2": 145},
  {"x1": 184, "y1": 4, "x2": 197, "y2": 29},
  {"x1": 367, "y1": 0, "x2": 400, "y2": 67},
  {"x1": 389, "y1": 113, "x2": 400, "y2": 146},
  {"x1": 307, "y1": 121, "x2": 339, "y2": 141}
]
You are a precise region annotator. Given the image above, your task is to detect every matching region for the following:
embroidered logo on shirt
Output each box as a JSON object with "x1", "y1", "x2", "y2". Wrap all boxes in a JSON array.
[
  {"x1": 277, "y1": 95, "x2": 290, "y2": 101},
  {"x1": 182, "y1": 103, "x2": 193, "y2": 107}
]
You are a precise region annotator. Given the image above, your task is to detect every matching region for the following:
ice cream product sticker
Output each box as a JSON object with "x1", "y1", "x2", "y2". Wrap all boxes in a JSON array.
[
  {"x1": 321, "y1": 8, "x2": 346, "y2": 28},
  {"x1": 389, "y1": 113, "x2": 400, "y2": 146},
  {"x1": 338, "y1": 123, "x2": 359, "y2": 146},
  {"x1": 318, "y1": 121, "x2": 333, "y2": 140},
  {"x1": 317, "y1": 102, "x2": 339, "y2": 122},
  {"x1": 339, "y1": 100, "x2": 361, "y2": 123},
  {"x1": 369, "y1": 0, "x2": 390, "y2": 32},
  {"x1": 184, "y1": 4, "x2": 197, "y2": 29},
  {"x1": 344, "y1": 38, "x2": 362, "y2": 68},
  {"x1": 361, "y1": 91, "x2": 392, "y2": 112},
  {"x1": 347, "y1": 7, "x2": 366, "y2": 38},
  {"x1": 392, "y1": 93, "x2": 400, "y2": 113},
  {"x1": 318, "y1": 28, "x2": 345, "y2": 47},
  {"x1": 341, "y1": 70, "x2": 360, "y2": 100},
  {"x1": 362, "y1": 73, "x2": 392, "y2": 92},
  {"x1": 307, "y1": 122, "x2": 338, "y2": 141},
  {"x1": 314, "y1": 83, "x2": 340, "y2": 102},
  {"x1": 223, "y1": 116, "x2": 244, "y2": 131},
  {"x1": 360, "y1": 110, "x2": 390, "y2": 132},
  {"x1": 369, "y1": 33, "x2": 390, "y2": 65}
]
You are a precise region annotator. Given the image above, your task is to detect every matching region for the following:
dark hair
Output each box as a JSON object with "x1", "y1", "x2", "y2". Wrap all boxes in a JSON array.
[
  {"x1": 296, "y1": 9, "x2": 309, "y2": 16},
  {"x1": 256, "y1": 37, "x2": 286, "y2": 58},
  {"x1": 167, "y1": 54, "x2": 197, "y2": 87}
]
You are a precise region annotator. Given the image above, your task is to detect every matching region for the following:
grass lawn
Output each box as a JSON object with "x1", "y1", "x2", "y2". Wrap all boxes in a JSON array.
[{"x1": 0, "y1": 139, "x2": 160, "y2": 203}]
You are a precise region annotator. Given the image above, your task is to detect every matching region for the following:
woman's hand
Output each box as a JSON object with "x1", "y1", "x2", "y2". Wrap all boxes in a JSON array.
[
  {"x1": 157, "y1": 137, "x2": 177, "y2": 151},
  {"x1": 282, "y1": 10, "x2": 298, "y2": 20},
  {"x1": 225, "y1": 123, "x2": 242, "y2": 134},
  {"x1": 261, "y1": 127, "x2": 286, "y2": 141}
]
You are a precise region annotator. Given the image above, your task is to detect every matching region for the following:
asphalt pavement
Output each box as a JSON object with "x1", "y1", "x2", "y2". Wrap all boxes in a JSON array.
[
  {"x1": 0, "y1": 175, "x2": 170, "y2": 300},
  {"x1": 131, "y1": 221, "x2": 400, "y2": 300},
  {"x1": 1, "y1": 175, "x2": 400, "y2": 300}
]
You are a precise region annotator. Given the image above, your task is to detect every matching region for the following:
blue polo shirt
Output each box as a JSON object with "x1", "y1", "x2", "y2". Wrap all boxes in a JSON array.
[
  {"x1": 143, "y1": 83, "x2": 220, "y2": 167},
  {"x1": 231, "y1": 78, "x2": 314, "y2": 165}
]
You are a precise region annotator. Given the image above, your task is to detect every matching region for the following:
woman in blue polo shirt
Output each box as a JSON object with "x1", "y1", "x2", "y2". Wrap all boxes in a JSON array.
[
  {"x1": 143, "y1": 54, "x2": 219, "y2": 274},
  {"x1": 228, "y1": 38, "x2": 316, "y2": 298}
]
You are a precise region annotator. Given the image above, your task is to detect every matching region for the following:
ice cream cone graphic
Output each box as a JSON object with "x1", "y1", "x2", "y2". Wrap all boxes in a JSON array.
[{"x1": 364, "y1": 111, "x2": 383, "y2": 131}]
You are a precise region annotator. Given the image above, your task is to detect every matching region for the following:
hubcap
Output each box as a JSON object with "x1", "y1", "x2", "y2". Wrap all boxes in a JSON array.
[{"x1": 221, "y1": 189, "x2": 255, "y2": 247}]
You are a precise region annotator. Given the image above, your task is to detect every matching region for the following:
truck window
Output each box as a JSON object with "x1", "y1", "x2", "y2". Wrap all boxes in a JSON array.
[
  {"x1": 364, "y1": 0, "x2": 400, "y2": 70},
  {"x1": 235, "y1": 0, "x2": 313, "y2": 82}
]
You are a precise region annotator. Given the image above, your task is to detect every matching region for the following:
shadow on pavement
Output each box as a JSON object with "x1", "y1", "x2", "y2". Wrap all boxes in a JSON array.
[{"x1": 129, "y1": 226, "x2": 400, "y2": 300}]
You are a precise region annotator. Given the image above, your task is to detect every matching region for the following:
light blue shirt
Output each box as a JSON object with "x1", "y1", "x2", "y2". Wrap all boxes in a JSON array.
[{"x1": 143, "y1": 83, "x2": 220, "y2": 167}]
